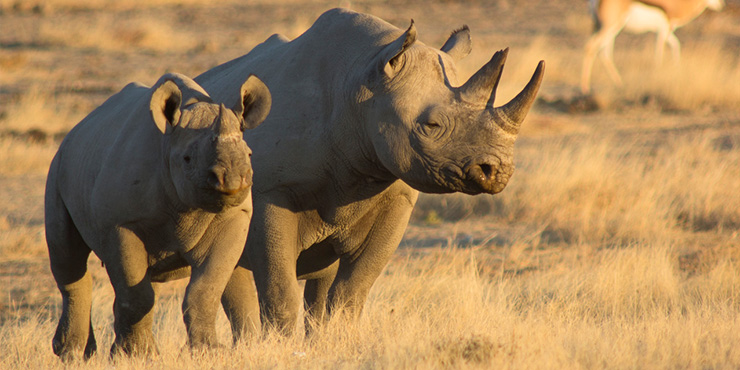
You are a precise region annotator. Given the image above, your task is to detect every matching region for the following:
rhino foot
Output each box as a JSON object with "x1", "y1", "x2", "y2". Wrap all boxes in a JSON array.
[{"x1": 109, "y1": 332, "x2": 159, "y2": 358}]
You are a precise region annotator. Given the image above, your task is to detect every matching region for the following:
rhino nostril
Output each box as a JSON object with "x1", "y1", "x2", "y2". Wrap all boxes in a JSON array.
[
  {"x1": 479, "y1": 163, "x2": 494, "y2": 180},
  {"x1": 209, "y1": 169, "x2": 224, "y2": 188}
]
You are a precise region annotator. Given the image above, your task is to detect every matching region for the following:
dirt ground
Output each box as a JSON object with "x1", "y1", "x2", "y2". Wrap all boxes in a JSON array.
[{"x1": 1, "y1": 0, "x2": 740, "y2": 328}]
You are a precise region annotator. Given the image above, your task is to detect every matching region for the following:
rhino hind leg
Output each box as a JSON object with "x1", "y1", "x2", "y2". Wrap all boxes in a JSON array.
[{"x1": 46, "y1": 192, "x2": 97, "y2": 361}]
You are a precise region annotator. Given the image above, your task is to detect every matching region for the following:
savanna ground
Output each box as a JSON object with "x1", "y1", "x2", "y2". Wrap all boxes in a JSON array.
[{"x1": 1, "y1": 0, "x2": 740, "y2": 368}]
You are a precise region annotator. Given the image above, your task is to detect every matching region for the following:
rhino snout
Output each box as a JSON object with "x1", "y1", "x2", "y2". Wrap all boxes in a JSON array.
[
  {"x1": 208, "y1": 166, "x2": 253, "y2": 195},
  {"x1": 464, "y1": 159, "x2": 512, "y2": 194}
]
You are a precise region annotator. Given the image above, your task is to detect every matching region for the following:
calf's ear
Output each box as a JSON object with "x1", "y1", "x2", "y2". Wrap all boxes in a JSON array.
[
  {"x1": 374, "y1": 20, "x2": 417, "y2": 79},
  {"x1": 440, "y1": 26, "x2": 472, "y2": 61},
  {"x1": 150, "y1": 80, "x2": 182, "y2": 134},
  {"x1": 234, "y1": 74, "x2": 272, "y2": 130}
]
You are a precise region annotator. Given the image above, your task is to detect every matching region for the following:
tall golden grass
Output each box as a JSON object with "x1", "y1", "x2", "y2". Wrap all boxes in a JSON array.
[{"x1": 2, "y1": 242, "x2": 739, "y2": 368}]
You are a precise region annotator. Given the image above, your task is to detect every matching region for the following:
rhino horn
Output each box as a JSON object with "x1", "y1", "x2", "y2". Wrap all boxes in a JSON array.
[
  {"x1": 459, "y1": 48, "x2": 508, "y2": 107},
  {"x1": 494, "y1": 60, "x2": 545, "y2": 134},
  {"x1": 213, "y1": 103, "x2": 241, "y2": 140}
]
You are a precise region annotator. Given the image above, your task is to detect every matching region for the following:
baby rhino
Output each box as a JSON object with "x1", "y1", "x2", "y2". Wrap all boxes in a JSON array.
[{"x1": 45, "y1": 73, "x2": 271, "y2": 360}]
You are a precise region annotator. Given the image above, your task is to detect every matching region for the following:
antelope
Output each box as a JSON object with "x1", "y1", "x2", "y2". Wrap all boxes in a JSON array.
[{"x1": 581, "y1": 0, "x2": 724, "y2": 94}]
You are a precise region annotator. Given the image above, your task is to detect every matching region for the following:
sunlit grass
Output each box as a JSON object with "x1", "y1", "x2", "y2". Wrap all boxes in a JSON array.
[{"x1": 2, "y1": 243, "x2": 740, "y2": 368}]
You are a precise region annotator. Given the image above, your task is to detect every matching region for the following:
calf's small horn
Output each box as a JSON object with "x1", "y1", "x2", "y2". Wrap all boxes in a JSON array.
[
  {"x1": 459, "y1": 48, "x2": 508, "y2": 107},
  {"x1": 495, "y1": 60, "x2": 545, "y2": 134},
  {"x1": 213, "y1": 103, "x2": 241, "y2": 139}
]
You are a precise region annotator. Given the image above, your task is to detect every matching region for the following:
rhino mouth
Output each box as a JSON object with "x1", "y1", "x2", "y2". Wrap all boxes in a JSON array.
[
  {"x1": 195, "y1": 184, "x2": 251, "y2": 212},
  {"x1": 439, "y1": 161, "x2": 510, "y2": 195}
]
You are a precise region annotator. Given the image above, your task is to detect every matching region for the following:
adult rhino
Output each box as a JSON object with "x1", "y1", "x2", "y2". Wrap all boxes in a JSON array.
[
  {"x1": 45, "y1": 73, "x2": 271, "y2": 360},
  {"x1": 195, "y1": 8, "x2": 544, "y2": 336}
]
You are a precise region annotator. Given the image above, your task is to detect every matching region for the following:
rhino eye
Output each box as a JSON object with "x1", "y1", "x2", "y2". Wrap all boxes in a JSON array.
[
  {"x1": 419, "y1": 121, "x2": 443, "y2": 138},
  {"x1": 183, "y1": 155, "x2": 191, "y2": 163}
]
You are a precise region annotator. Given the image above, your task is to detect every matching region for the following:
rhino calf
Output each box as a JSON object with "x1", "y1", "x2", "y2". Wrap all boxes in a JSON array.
[{"x1": 45, "y1": 73, "x2": 271, "y2": 360}]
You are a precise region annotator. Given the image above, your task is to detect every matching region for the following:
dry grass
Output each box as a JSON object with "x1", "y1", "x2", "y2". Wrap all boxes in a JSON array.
[
  {"x1": 1, "y1": 244, "x2": 740, "y2": 369},
  {"x1": 37, "y1": 15, "x2": 195, "y2": 53},
  {"x1": 2, "y1": 0, "x2": 740, "y2": 368},
  {"x1": 0, "y1": 86, "x2": 85, "y2": 135},
  {"x1": 614, "y1": 40, "x2": 740, "y2": 111},
  {"x1": 0, "y1": 138, "x2": 58, "y2": 175},
  {"x1": 0, "y1": 0, "x2": 239, "y2": 13}
]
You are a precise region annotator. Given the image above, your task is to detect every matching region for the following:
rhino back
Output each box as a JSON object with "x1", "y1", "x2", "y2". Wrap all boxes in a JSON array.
[
  {"x1": 195, "y1": 8, "x2": 408, "y2": 194},
  {"x1": 198, "y1": 8, "x2": 400, "y2": 104},
  {"x1": 50, "y1": 82, "x2": 166, "y2": 238}
]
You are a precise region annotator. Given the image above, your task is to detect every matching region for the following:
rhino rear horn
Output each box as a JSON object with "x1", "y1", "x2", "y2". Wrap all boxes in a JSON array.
[
  {"x1": 458, "y1": 48, "x2": 508, "y2": 108},
  {"x1": 440, "y1": 25, "x2": 472, "y2": 61},
  {"x1": 378, "y1": 20, "x2": 417, "y2": 78},
  {"x1": 151, "y1": 79, "x2": 183, "y2": 134},
  {"x1": 494, "y1": 60, "x2": 545, "y2": 134},
  {"x1": 234, "y1": 74, "x2": 272, "y2": 131}
]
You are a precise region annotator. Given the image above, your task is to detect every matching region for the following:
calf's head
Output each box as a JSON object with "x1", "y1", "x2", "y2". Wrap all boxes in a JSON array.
[
  {"x1": 150, "y1": 75, "x2": 271, "y2": 211},
  {"x1": 361, "y1": 23, "x2": 544, "y2": 195}
]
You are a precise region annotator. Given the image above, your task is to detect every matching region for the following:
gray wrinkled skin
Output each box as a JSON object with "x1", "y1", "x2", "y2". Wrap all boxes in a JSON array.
[
  {"x1": 195, "y1": 8, "x2": 544, "y2": 337},
  {"x1": 45, "y1": 73, "x2": 271, "y2": 360}
]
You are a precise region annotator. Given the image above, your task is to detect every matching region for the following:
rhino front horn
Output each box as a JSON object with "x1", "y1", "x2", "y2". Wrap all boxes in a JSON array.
[
  {"x1": 213, "y1": 103, "x2": 242, "y2": 140},
  {"x1": 495, "y1": 60, "x2": 545, "y2": 134},
  {"x1": 459, "y1": 48, "x2": 508, "y2": 107}
]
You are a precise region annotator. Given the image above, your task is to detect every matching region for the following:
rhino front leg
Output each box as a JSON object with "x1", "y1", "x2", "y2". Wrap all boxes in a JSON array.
[
  {"x1": 102, "y1": 229, "x2": 158, "y2": 357},
  {"x1": 327, "y1": 196, "x2": 415, "y2": 319},
  {"x1": 183, "y1": 227, "x2": 247, "y2": 349},
  {"x1": 247, "y1": 201, "x2": 302, "y2": 335}
]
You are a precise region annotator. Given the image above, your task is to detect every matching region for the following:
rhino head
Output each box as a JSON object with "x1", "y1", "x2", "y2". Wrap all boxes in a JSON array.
[
  {"x1": 360, "y1": 23, "x2": 544, "y2": 195},
  {"x1": 150, "y1": 75, "x2": 271, "y2": 211}
]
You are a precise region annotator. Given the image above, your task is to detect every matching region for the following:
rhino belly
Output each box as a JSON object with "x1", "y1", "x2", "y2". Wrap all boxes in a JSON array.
[{"x1": 148, "y1": 252, "x2": 191, "y2": 282}]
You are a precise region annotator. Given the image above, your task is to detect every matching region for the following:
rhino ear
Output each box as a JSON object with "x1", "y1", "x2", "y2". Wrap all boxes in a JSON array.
[
  {"x1": 440, "y1": 25, "x2": 471, "y2": 61},
  {"x1": 150, "y1": 80, "x2": 182, "y2": 134},
  {"x1": 234, "y1": 74, "x2": 272, "y2": 131},
  {"x1": 376, "y1": 20, "x2": 417, "y2": 78}
]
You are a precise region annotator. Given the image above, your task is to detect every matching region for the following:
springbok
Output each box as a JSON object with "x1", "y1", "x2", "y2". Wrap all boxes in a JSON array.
[{"x1": 581, "y1": 0, "x2": 724, "y2": 94}]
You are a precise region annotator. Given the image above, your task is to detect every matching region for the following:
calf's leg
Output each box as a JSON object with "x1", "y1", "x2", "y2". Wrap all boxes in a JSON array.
[
  {"x1": 102, "y1": 229, "x2": 157, "y2": 357},
  {"x1": 221, "y1": 266, "x2": 260, "y2": 342},
  {"x1": 182, "y1": 223, "x2": 248, "y2": 349},
  {"x1": 46, "y1": 192, "x2": 97, "y2": 361}
]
